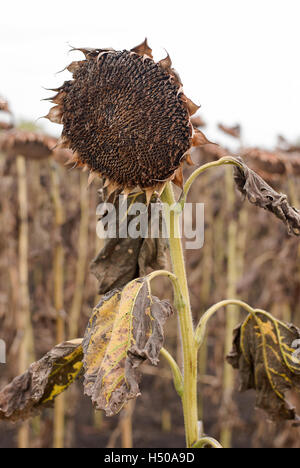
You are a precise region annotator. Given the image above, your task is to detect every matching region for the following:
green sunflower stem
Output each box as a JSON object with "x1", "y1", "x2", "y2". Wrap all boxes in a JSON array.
[
  {"x1": 179, "y1": 156, "x2": 244, "y2": 208},
  {"x1": 161, "y1": 182, "x2": 198, "y2": 448},
  {"x1": 195, "y1": 299, "x2": 259, "y2": 349}
]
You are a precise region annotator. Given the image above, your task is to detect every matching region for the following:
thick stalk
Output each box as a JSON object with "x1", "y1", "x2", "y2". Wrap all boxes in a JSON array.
[{"x1": 161, "y1": 182, "x2": 198, "y2": 448}]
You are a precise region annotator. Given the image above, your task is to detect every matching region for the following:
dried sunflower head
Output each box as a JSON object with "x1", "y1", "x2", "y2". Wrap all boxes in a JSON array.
[
  {"x1": 0, "y1": 129, "x2": 57, "y2": 160},
  {"x1": 46, "y1": 39, "x2": 210, "y2": 198}
]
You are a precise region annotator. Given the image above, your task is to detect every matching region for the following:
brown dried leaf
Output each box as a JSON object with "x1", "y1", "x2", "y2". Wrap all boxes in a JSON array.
[
  {"x1": 82, "y1": 279, "x2": 173, "y2": 416},
  {"x1": 45, "y1": 105, "x2": 63, "y2": 124},
  {"x1": 227, "y1": 311, "x2": 300, "y2": 423},
  {"x1": 234, "y1": 158, "x2": 300, "y2": 235},
  {"x1": 0, "y1": 340, "x2": 83, "y2": 422},
  {"x1": 91, "y1": 195, "x2": 167, "y2": 294}
]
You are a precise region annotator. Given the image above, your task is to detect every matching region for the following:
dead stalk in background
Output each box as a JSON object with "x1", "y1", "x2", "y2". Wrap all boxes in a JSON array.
[
  {"x1": 16, "y1": 155, "x2": 32, "y2": 448},
  {"x1": 50, "y1": 161, "x2": 66, "y2": 449},
  {"x1": 69, "y1": 172, "x2": 89, "y2": 339},
  {"x1": 161, "y1": 183, "x2": 199, "y2": 448},
  {"x1": 120, "y1": 400, "x2": 135, "y2": 448},
  {"x1": 220, "y1": 167, "x2": 239, "y2": 448},
  {"x1": 198, "y1": 172, "x2": 213, "y2": 426}
]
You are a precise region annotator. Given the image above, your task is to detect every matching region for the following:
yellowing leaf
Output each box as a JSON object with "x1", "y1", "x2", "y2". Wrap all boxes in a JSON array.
[
  {"x1": 227, "y1": 311, "x2": 300, "y2": 423},
  {"x1": 0, "y1": 340, "x2": 83, "y2": 422},
  {"x1": 83, "y1": 289, "x2": 122, "y2": 399},
  {"x1": 82, "y1": 278, "x2": 173, "y2": 416}
]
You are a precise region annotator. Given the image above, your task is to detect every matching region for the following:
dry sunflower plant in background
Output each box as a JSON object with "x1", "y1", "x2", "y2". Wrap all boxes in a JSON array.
[{"x1": 1, "y1": 39, "x2": 300, "y2": 449}]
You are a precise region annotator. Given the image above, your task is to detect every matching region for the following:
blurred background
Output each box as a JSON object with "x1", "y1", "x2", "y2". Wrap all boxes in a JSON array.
[
  {"x1": 1, "y1": 0, "x2": 300, "y2": 148},
  {"x1": 0, "y1": 0, "x2": 300, "y2": 448}
]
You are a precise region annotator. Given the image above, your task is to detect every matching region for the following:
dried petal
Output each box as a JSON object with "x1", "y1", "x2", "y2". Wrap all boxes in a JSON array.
[
  {"x1": 131, "y1": 38, "x2": 153, "y2": 59},
  {"x1": 158, "y1": 52, "x2": 172, "y2": 71},
  {"x1": 46, "y1": 106, "x2": 63, "y2": 124},
  {"x1": 183, "y1": 96, "x2": 200, "y2": 116}
]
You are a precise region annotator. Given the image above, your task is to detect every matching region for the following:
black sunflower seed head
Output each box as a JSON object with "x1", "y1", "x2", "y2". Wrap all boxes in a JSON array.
[{"x1": 46, "y1": 40, "x2": 208, "y2": 192}]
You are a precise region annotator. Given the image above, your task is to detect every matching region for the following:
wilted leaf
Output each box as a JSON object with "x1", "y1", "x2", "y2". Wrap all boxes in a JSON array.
[
  {"x1": 91, "y1": 194, "x2": 167, "y2": 294},
  {"x1": 0, "y1": 340, "x2": 83, "y2": 422},
  {"x1": 227, "y1": 311, "x2": 300, "y2": 423},
  {"x1": 234, "y1": 158, "x2": 300, "y2": 235},
  {"x1": 82, "y1": 278, "x2": 173, "y2": 416}
]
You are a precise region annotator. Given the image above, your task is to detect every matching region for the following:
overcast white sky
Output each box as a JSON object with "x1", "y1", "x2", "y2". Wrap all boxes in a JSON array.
[{"x1": 1, "y1": 0, "x2": 299, "y2": 148}]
